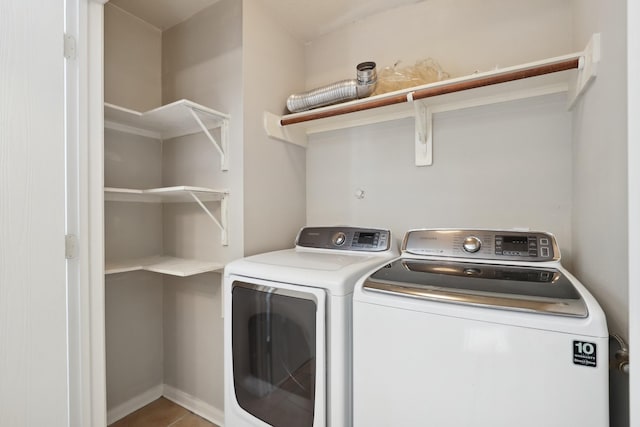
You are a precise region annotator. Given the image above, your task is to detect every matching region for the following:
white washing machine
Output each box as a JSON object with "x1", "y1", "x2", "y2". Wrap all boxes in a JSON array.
[
  {"x1": 224, "y1": 226, "x2": 398, "y2": 427},
  {"x1": 353, "y1": 229, "x2": 609, "y2": 427}
]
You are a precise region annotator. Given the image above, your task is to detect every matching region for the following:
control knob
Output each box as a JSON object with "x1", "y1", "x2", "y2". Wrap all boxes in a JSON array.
[
  {"x1": 333, "y1": 232, "x2": 347, "y2": 246},
  {"x1": 463, "y1": 236, "x2": 482, "y2": 253}
]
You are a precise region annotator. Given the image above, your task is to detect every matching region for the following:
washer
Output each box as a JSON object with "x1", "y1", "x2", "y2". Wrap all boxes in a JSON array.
[
  {"x1": 224, "y1": 226, "x2": 398, "y2": 427},
  {"x1": 353, "y1": 229, "x2": 609, "y2": 427}
]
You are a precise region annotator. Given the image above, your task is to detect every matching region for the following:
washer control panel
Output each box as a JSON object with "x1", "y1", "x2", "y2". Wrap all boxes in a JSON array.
[
  {"x1": 403, "y1": 229, "x2": 559, "y2": 261},
  {"x1": 296, "y1": 226, "x2": 391, "y2": 252}
]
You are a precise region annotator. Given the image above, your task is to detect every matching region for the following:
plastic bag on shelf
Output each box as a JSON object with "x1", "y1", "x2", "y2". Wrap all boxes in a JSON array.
[{"x1": 372, "y1": 58, "x2": 450, "y2": 96}]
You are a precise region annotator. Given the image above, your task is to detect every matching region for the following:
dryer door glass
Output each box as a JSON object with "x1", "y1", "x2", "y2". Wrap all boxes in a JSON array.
[{"x1": 231, "y1": 281, "x2": 319, "y2": 427}]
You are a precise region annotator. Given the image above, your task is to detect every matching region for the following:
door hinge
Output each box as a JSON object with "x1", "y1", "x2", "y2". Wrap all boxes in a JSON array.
[
  {"x1": 65, "y1": 234, "x2": 79, "y2": 259},
  {"x1": 64, "y1": 33, "x2": 76, "y2": 60}
]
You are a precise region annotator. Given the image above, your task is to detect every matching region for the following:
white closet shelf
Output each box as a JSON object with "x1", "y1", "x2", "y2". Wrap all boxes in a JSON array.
[
  {"x1": 105, "y1": 256, "x2": 224, "y2": 277},
  {"x1": 105, "y1": 99, "x2": 231, "y2": 170},
  {"x1": 104, "y1": 186, "x2": 228, "y2": 203},
  {"x1": 264, "y1": 33, "x2": 601, "y2": 167},
  {"x1": 105, "y1": 186, "x2": 230, "y2": 246}
]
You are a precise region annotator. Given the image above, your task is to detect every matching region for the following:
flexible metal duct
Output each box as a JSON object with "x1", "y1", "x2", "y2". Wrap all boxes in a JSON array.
[{"x1": 286, "y1": 61, "x2": 377, "y2": 113}]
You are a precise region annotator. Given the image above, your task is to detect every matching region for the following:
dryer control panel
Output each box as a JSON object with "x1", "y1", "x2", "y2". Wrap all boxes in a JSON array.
[
  {"x1": 402, "y1": 229, "x2": 560, "y2": 261},
  {"x1": 296, "y1": 226, "x2": 391, "y2": 252}
]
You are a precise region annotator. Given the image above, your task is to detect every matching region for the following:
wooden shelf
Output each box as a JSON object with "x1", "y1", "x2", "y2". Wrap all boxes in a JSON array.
[
  {"x1": 105, "y1": 256, "x2": 224, "y2": 277},
  {"x1": 264, "y1": 34, "x2": 600, "y2": 166},
  {"x1": 105, "y1": 99, "x2": 231, "y2": 170}
]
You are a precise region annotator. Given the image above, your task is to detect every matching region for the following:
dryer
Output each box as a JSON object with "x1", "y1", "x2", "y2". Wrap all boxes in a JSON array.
[
  {"x1": 224, "y1": 226, "x2": 398, "y2": 427},
  {"x1": 353, "y1": 229, "x2": 609, "y2": 427}
]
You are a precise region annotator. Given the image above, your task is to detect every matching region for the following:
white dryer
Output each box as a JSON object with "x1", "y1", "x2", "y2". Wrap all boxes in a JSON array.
[
  {"x1": 224, "y1": 226, "x2": 398, "y2": 427},
  {"x1": 353, "y1": 229, "x2": 609, "y2": 427}
]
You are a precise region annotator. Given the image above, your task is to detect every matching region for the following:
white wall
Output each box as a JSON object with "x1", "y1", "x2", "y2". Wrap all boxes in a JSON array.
[
  {"x1": 307, "y1": 95, "x2": 574, "y2": 255},
  {"x1": 572, "y1": 2, "x2": 629, "y2": 426},
  {"x1": 104, "y1": 3, "x2": 161, "y2": 111},
  {"x1": 0, "y1": 0, "x2": 69, "y2": 425},
  {"x1": 305, "y1": 0, "x2": 575, "y2": 255},
  {"x1": 242, "y1": 0, "x2": 307, "y2": 256},
  {"x1": 105, "y1": 271, "x2": 164, "y2": 409},
  {"x1": 572, "y1": 0, "x2": 628, "y2": 346},
  {"x1": 162, "y1": 274, "x2": 223, "y2": 409},
  {"x1": 103, "y1": 7, "x2": 165, "y2": 416},
  {"x1": 161, "y1": 0, "x2": 243, "y2": 419},
  {"x1": 304, "y1": 0, "x2": 573, "y2": 90}
]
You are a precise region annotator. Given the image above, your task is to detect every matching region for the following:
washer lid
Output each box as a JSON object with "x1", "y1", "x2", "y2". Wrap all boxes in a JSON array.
[{"x1": 363, "y1": 259, "x2": 588, "y2": 317}]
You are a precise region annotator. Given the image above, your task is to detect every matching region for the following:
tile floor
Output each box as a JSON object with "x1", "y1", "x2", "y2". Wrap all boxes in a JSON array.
[{"x1": 108, "y1": 397, "x2": 219, "y2": 427}]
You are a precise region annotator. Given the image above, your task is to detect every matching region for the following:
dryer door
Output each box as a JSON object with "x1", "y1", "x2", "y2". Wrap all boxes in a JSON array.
[{"x1": 230, "y1": 279, "x2": 326, "y2": 427}]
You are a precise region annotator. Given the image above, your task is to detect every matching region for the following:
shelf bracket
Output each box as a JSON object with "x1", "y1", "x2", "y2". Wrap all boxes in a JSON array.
[
  {"x1": 568, "y1": 32, "x2": 601, "y2": 109},
  {"x1": 188, "y1": 191, "x2": 229, "y2": 246},
  {"x1": 414, "y1": 101, "x2": 433, "y2": 166},
  {"x1": 264, "y1": 111, "x2": 308, "y2": 147},
  {"x1": 188, "y1": 107, "x2": 230, "y2": 171}
]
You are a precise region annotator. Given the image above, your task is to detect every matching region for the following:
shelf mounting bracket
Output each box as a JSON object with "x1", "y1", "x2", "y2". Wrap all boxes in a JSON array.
[
  {"x1": 188, "y1": 191, "x2": 229, "y2": 246},
  {"x1": 263, "y1": 111, "x2": 308, "y2": 147},
  {"x1": 568, "y1": 32, "x2": 601, "y2": 109},
  {"x1": 414, "y1": 101, "x2": 433, "y2": 166},
  {"x1": 188, "y1": 107, "x2": 230, "y2": 171}
]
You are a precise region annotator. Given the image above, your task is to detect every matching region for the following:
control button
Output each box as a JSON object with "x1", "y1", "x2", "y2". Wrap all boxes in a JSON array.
[
  {"x1": 540, "y1": 238, "x2": 549, "y2": 245},
  {"x1": 463, "y1": 236, "x2": 482, "y2": 253},
  {"x1": 333, "y1": 232, "x2": 347, "y2": 246},
  {"x1": 541, "y1": 247, "x2": 550, "y2": 257}
]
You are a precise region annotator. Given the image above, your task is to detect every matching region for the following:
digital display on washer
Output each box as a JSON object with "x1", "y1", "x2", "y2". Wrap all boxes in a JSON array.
[
  {"x1": 500, "y1": 236, "x2": 528, "y2": 251},
  {"x1": 357, "y1": 232, "x2": 376, "y2": 245}
]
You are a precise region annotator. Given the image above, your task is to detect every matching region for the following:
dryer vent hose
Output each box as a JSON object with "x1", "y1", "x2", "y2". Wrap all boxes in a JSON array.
[{"x1": 286, "y1": 61, "x2": 377, "y2": 113}]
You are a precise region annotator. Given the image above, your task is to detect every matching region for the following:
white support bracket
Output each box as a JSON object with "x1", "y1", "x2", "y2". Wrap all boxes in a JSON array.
[
  {"x1": 188, "y1": 190, "x2": 229, "y2": 246},
  {"x1": 568, "y1": 32, "x2": 601, "y2": 109},
  {"x1": 263, "y1": 111, "x2": 308, "y2": 147},
  {"x1": 188, "y1": 107, "x2": 230, "y2": 171},
  {"x1": 412, "y1": 80, "x2": 570, "y2": 167},
  {"x1": 414, "y1": 102, "x2": 433, "y2": 166}
]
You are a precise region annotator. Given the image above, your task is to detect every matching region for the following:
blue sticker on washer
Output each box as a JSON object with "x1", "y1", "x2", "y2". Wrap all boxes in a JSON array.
[{"x1": 573, "y1": 341, "x2": 597, "y2": 367}]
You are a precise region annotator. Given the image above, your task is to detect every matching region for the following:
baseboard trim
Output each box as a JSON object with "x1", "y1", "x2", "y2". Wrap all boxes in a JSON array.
[
  {"x1": 163, "y1": 384, "x2": 225, "y2": 427},
  {"x1": 106, "y1": 384, "x2": 164, "y2": 425}
]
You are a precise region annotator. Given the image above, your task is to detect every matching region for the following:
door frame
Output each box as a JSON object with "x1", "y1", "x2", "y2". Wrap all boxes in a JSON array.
[
  {"x1": 69, "y1": 0, "x2": 108, "y2": 425},
  {"x1": 628, "y1": 0, "x2": 639, "y2": 424}
]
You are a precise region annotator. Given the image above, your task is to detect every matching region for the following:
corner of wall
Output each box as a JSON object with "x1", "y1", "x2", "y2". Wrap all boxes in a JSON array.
[{"x1": 242, "y1": 0, "x2": 307, "y2": 255}]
